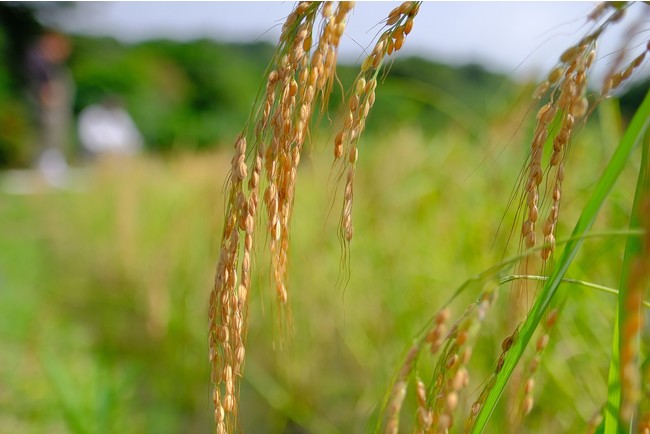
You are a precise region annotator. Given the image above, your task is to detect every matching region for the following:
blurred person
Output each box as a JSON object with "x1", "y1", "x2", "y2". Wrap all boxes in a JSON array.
[
  {"x1": 77, "y1": 96, "x2": 143, "y2": 158},
  {"x1": 25, "y1": 30, "x2": 74, "y2": 187}
]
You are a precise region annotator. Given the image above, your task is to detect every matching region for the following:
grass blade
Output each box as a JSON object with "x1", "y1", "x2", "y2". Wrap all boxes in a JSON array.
[
  {"x1": 606, "y1": 119, "x2": 650, "y2": 433},
  {"x1": 604, "y1": 314, "x2": 622, "y2": 434},
  {"x1": 470, "y1": 88, "x2": 650, "y2": 433}
]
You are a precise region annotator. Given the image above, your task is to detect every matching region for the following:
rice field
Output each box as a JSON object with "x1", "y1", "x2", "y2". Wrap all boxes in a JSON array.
[
  {"x1": 1, "y1": 2, "x2": 650, "y2": 433},
  {"x1": 0, "y1": 99, "x2": 644, "y2": 432}
]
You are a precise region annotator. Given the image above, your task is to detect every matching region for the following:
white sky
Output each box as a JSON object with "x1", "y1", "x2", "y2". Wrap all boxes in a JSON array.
[{"x1": 46, "y1": 2, "x2": 650, "y2": 82}]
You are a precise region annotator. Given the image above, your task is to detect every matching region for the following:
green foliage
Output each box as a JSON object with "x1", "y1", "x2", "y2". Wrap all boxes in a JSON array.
[
  {"x1": 0, "y1": 93, "x2": 640, "y2": 431},
  {"x1": 0, "y1": 29, "x2": 521, "y2": 166},
  {"x1": 69, "y1": 37, "x2": 275, "y2": 152},
  {"x1": 0, "y1": 23, "x2": 644, "y2": 168},
  {"x1": 470, "y1": 88, "x2": 650, "y2": 433},
  {"x1": 1, "y1": 6, "x2": 648, "y2": 433}
]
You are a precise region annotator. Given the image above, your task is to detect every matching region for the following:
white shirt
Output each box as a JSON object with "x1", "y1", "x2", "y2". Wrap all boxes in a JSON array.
[{"x1": 78, "y1": 104, "x2": 143, "y2": 154}]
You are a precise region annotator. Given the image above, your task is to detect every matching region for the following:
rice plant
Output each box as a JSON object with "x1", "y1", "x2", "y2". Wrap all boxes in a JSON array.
[{"x1": 208, "y1": 2, "x2": 650, "y2": 433}]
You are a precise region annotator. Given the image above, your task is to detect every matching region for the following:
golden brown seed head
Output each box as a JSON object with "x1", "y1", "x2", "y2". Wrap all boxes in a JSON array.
[
  {"x1": 585, "y1": 49, "x2": 596, "y2": 68},
  {"x1": 525, "y1": 378, "x2": 535, "y2": 394},
  {"x1": 611, "y1": 8, "x2": 625, "y2": 23},
  {"x1": 536, "y1": 103, "x2": 551, "y2": 121},
  {"x1": 386, "y1": 8, "x2": 400, "y2": 25},
  {"x1": 621, "y1": 63, "x2": 635, "y2": 81},
  {"x1": 349, "y1": 94, "x2": 359, "y2": 112},
  {"x1": 344, "y1": 112, "x2": 354, "y2": 130},
  {"x1": 602, "y1": 76, "x2": 613, "y2": 95},
  {"x1": 215, "y1": 405, "x2": 225, "y2": 423},
  {"x1": 536, "y1": 333, "x2": 550, "y2": 352},
  {"x1": 550, "y1": 151, "x2": 561, "y2": 166},
  {"x1": 546, "y1": 309, "x2": 559, "y2": 328},
  {"x1": 533, "y1": 81, "x2": 550, "y2": 99},
  {"x1": 303, "y1": 35, "x2": 312, "y2": 52},
  {"x1": 447, "y1": 354, "x2": 459, "y2": 369},
  {"x1": 560, "y1": 45, "x2": 581, "y2": 64},
  {"x1": 501, "y1": 335, "x2": 514, "y2": 351},
  {"x1": 234, "y1": 159, "x2": 248, "y2": 181},
  {"x1": 356, "y1": 77, "x2": 366, "y2": 95},
  {"x1": 322, "y1": 1, "x2": 333, "y2": 18},
  {"x1": 525, "y1": 230, "x2": 536, "y2": 248},
  {"x1": 345, "y1": 224, "x2": 354, "y2": 241},
  {"x1": 404, "y1": 18, "x2": 414, "y2": 35},
  {"x1": 543, "y1": 235, "x2": 556, "y2": 257},
  {"x1": 373, "y1": 39, "x2": 386, "y2": 57},
  {"x1": 235, "y1": 136, "x2": 246, "y2": 154},
  {"x1": 223, "y1": 394, "x2": 235, "y2": 412},
  {"x1": 446, "y1": 392, "x2": 459, "y2": 411},
  {"x1": 530, "y1": 205, "x2": 539, "y2": 223},
  {"x1": 462, "y1": 346, "x2": 472, "y2": 364},
  {"x1": 366, "y1": 78, "x2": 377, "y2": 93},
  {"x1": 416, "y1": 379, "x2": 427, "y2": 405},
  {"x1": 548, "y1": 66, "x2": 564, "y2": 84},
  {"x1": 361, "y1": 56, "x2": 373, "y2": 72},
  {"x1": 523, "y1": 395, "x2": 534, "y2": 415},
  {"x1": 532, "y1": 128, "x2": 548, "y2": 150},
  {"x1": 268, "y1": 69, "x2": 279, "y2": 85},
  {"x1": 456, "y1": 329, "x2": 468, "y2": 346},
  {"x1": 542, "y1": 219, "x2": 554, "y2": 237},
  {"x1": 495, "y1": 353, "x2": 505, "y2": 374},
  {"x1": 438, "y1": 414, "x2": 452, "y2": 430},
  {"x1": 408, "y1": 3, "x2": 419, "y2": 17},
  {"x1": 398, "y1": 2, "x2": 413, "y2": 14},
  {"x1": 394, "y1": 31, "x2": 405, "y2": 51},
  {"x1": 587, "y1": 2, "x2": 609, "y2": 21},
  {"x1": 334, "y1": 133, "x2": 344, "y2": 159},
  {"x1": 349, "y1": 147, "x2": 358, "y2": 164},
  {"x1": 521, "y1": 220, "x2": 533, "y2": 237}
]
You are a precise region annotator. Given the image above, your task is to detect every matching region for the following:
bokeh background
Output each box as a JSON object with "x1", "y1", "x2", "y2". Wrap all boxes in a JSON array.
[{"x1": 0, "y1": 2, "x2": 648, "y2": 433}]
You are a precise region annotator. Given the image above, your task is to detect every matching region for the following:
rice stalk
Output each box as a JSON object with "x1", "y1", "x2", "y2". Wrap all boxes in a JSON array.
[
  {"x1": 207, "y1": 2, "x2": 650, "y2": 432},
  {"x1": 208, "y1": 2, "x2": 422, "y2": 431},
  {"x1": 468, "y1": 81, "x2": 650, "y2": 434}
]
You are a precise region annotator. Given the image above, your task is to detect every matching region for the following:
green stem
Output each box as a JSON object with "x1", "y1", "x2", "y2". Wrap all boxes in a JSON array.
[
  {"x1": 499, "y1": 275, "x2": 650, "y2": 309},
  {"x1": 470, "y1": 87, "x2": 650, "y2": 433}
]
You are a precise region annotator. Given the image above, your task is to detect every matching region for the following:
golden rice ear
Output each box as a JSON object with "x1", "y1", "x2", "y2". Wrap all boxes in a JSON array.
[
  {"x1": 209, "y1": 2, "x2": 648, "y2": 432},
  {"x1": 516, "y1": 2, "x2": 650, "y2": 268},
  {"x1": 260, "y1": 2, "x2": 356, "y2": 311},
  {"x1": 208, "y1": 133, "x2": 250, "y2": 432},
  {"x1": 521, "y1": 36, "x2": 594, "y2": 260},
  {"x1": 333, "y1": 1, "x2": 420, "y2": 253},
  {"x1": 518, "y1": 308, "x2": 559, "y2": 422},
  {"x1": 390, "y1": 289, "x2": 497, "y2": 434},
  {"x1": 602, "y1": 48, "x2": 649, "y2": 96},
  {"x1": 209, "y1": 2, "x2": 355, "y2": 430}
]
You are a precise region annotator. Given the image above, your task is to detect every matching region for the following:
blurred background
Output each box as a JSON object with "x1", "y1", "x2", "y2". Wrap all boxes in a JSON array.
[{"x1": 0, "y1": 2, "x2": 648, "y2": 433}]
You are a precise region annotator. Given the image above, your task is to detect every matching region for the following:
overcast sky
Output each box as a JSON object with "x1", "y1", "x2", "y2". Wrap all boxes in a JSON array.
[{"x1": 46, "y1": 2, "x2": 650, "y2": 82}]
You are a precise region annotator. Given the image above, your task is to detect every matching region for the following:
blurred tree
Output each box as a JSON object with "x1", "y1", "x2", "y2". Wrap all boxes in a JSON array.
[
  {"x1": 0, "y1": 3, "x2": 644, "y2": 167},
  {"x1": 0, "y1": 3, "x2": 42, "y2": 165},
  {"x1": 0, "y1": 2, "x2": 42, "y2": 88},
  {"x1": 0, "y1": 2, "x2": 76, "y2": 166}
]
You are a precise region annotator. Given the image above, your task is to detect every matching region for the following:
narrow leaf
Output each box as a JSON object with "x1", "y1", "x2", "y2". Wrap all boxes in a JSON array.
[{"x1": 470, "y1": 89, "x2": 650, "y2": 433}]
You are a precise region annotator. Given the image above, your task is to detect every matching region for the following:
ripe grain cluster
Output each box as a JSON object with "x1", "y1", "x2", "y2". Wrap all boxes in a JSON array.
[{"x1": 208, "y1": 2, "x2": 650, "y2": 433}]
